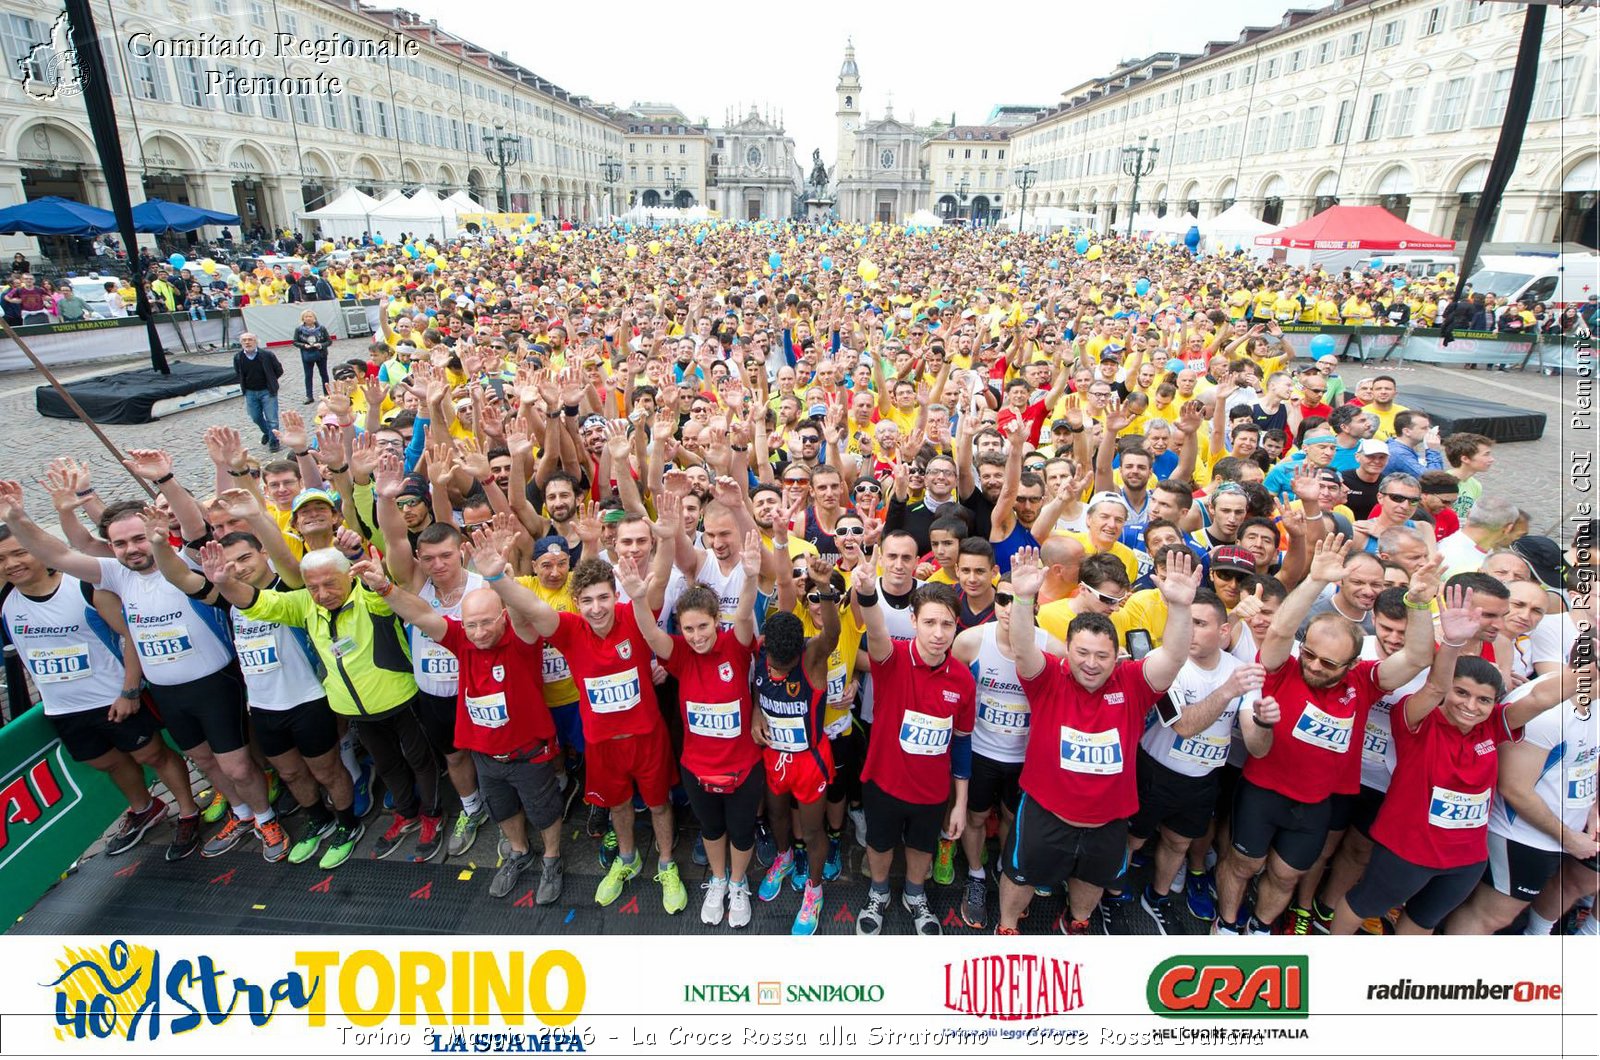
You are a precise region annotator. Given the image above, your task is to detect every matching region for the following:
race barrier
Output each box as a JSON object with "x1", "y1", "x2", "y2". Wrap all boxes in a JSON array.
[{"x1": 0, "y1": 313, "x2": 234, "y2": 372}]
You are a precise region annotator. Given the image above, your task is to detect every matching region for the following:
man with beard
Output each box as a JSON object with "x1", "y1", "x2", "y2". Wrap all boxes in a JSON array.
[{"x1": 887, "y1": 454, "x2": 968, "y2": 556}]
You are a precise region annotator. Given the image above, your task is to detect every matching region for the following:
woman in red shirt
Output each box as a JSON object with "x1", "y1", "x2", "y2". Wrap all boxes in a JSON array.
[
  {"x1": 618, "y1": 535, "x2": 763, "y2": 930},
  {"x1": 1332, "y1": 585, "x2": 1590, "y2": 934}
]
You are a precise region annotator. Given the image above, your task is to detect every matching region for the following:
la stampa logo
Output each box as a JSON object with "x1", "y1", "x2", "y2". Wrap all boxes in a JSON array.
[{"x1": 19, "y1": 12, "x2": 84, "y2": 101}]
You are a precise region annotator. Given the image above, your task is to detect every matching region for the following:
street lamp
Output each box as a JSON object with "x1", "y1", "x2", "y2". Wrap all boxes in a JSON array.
[
  {"x1": 664, "y1": 173, "x2": 681, "y2": 207},
  {"x1": 1120, "y1": 133, "x2": 1159, "y2": 239},
  {"x1": 955, "y1": 177, "x2": 970, "y2": 225},
  {"x1": 599, "y1": 156, "x2": 621, "y2": 218},
  {"x1": 1013, "y1": 164, "x2": 1037, "y2": 234},
  {"x1": 483, "y1": 125, "x2": 521, "y2": 213}
]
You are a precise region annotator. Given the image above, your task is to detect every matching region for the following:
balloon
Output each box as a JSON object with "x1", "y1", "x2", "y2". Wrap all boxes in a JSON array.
[
  {"x1": 426, "y1": 262, "x2": 437, "y2": 273},
  {"x1": 590, "y1": 268, "x2": 602, "y2": 284},
  {"x1": 820, "y1": 256, "x2": 834, "y2": 272},
  {"x1": 168, "y1": 254, "x2": 186, "y2": 270},
  {"x1": 200, "y1": 258, "x2": 217, "y2": 275},
  {"x1": 1393, "y1": 276, "x2": 1408, "y2": 289},
  {"x1": 424, "y1": 245, "x2": 439, "y2": 258},
  {"x1": 857, "y1": 259, "x2": 879, "y2": 282},
  {"x1": 695, "y1": 230, "x2": 707, "y2": 245},
  {"x1": 1370, "y1": 258, "x2": 1383, "y2": 270},
  {"x1": 768, "y1": 251, "x2": 782, "y2": 270},
  {"x1": 1164, "y1": 358, "x2": 1186, "y2": 373},
  {"x1": 373, "y1": 235, "x2": 384, "y2": 246},
  {"x1": 1135, "y1": 277, "x2": 1151, "y2": 296},
  {"x1": 321, "y1": 242, "x2": 334, "y2": 253},
  {"x1": 648, "y1": 240, "x2": 662, "y2": 255},
  {"x1": 1000, "y1": 260, "x2": 1013, "y2": 274},
  {"x1": 1309, "y1": 334, "x2": 1337, "y2": 358},
  {"x1": 626, "y1": 245, "x2": 640, "y2": 260},
  {"x1": 1074, "y1": 238, "x2": 1090, "y2": 255},
  {"x1": 460, "y1": 248, "x2": 472, "y2": 260},
  {"x1": 1047, "y1": 258, "x2": 1060, "y2": 269},
  {"x1": 1086, "y1": 245, "x2": 1103, "y2": 261},
  {"x1": 405, "y1": 244, "x2": 419, "y2": 259},
  {"x1": 1183, "y1": 225, "x2": 1200, "y2": 252}
]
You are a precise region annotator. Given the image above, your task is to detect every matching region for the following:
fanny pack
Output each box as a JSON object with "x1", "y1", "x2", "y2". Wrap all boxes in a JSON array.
[{"x1": 696, "y1": 767, "x2": 750, "y2": 795}]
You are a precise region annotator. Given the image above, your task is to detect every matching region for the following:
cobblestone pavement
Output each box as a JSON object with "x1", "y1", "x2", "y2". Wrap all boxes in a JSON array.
[{"x1": 0, "y1": 342, "x2": 1585, "y2": 540}]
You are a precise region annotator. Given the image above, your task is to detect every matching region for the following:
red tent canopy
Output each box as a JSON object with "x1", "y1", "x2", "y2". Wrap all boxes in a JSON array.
[{"x1": 1254, "y1": 205, "x2": 1456, "y2": 252}]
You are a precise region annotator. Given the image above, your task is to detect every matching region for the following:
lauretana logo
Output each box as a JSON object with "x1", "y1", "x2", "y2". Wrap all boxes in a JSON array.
[
  {"x1": 1147, "y1": 956, "x2": 1308, "y2": 1020},
  {"x1": 943, "y1": 955, "x2": 1085, "y2": 1021},
  {"x1": 49, "y1": 940, "x2": 317, "y2": 1041}
]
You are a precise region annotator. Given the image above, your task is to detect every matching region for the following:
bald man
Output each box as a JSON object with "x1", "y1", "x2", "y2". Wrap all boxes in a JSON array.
[{"x1": 1038, "y1": 536, "x2": 1085, "y2": 605}]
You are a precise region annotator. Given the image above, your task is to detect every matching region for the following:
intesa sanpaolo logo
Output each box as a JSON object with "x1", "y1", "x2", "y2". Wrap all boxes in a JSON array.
[
  {"x1": 1147, "y1": 955, "x2": 1308, "y2": 1019},
  {"x1": 943, "y1": 955, "x2": 1085, "y2": 1021}
]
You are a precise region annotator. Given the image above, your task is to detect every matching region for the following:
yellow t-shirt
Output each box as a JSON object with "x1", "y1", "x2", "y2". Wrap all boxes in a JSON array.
[
  {"x1": 518, "y1": 574, "x2": 579, "y2": 706},
  {"x1": 1066, "y1": 531, "x2": 1140, "y2": 584},
  {"x1": 1368, "y1": 403, "x2": 1409, "y2": 442},
  {"x1": 1037, "y1": 598, "x2": 1137, "y2": 644},
  {"x1": 801, "y1": 603, "x2": 865, "y2": 736}
]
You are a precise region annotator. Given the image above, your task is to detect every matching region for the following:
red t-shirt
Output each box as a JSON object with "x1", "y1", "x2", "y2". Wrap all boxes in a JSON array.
[
  {"x1": 1019, "y1": 657, "x2": 1161, "y2": 825},
  {"x1": 1371, "y1": 699, "x2": 1519, "y2": 869},
  {"x1": 996, "y1": 401, "x2": 1048, "y2": 447},
  {"x1": 436, "y1": 619, "x2": 556, "y2": 756},
  {"x1": 861, "y1": 640, "x2": 976, "y2": 805},
  {"x1": 1243, "y1": 656, "x2": 1383, "y2": 803},
  {"x1": 661, "y1": 629, "x2": 761, "y2": 780},
  {"x1": 546, "y1": 606, "x2": 661, "y2": 742}
]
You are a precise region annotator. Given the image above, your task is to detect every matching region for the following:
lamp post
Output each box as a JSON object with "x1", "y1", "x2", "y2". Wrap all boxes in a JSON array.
[
  {"x1": 955, "y1": 177, "x2": 970, "y2": 226},
  {"x1": 599, "y1": 156, "x2": 621, "y2": 218},
  {"x1": 483, "y1": 125, "x2": 520, "y2": 213},
  {"x1": 664, "y1": 173, "x2": 681, "y2": 207},
  {"x1": 1120, "y1": 133, "x2": 1159, "y2": 239},
  {"x1": 1013, "y1": 164, "x2": 1037, "y2": 234}
]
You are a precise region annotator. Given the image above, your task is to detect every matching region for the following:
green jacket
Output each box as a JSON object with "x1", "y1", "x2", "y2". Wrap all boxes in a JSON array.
[{"x1": 241, "y1": 582, "x2": 416, "y2": 717}]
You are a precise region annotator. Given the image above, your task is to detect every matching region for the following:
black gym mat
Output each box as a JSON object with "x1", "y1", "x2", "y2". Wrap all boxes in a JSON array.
[
  {"x1": 1398, "y1": 385, "x2": 1547, "y2": 444},
  {"x1": 35, "y1": 360, "x2": 238, "y2": 425}
]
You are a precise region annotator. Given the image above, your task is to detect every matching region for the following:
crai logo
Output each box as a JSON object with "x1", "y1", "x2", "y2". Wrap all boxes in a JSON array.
[
  {"x1": 49, "y1": 939, "x2": 318, "y2": 1041},
  {"x1": 1147, "y1": 955, "x2": 1308, "y2": 1019},
  {"x1": 0, "y1": 742, "x2": 81, "y2": 871},
  {"x1": 18, "y1": 12, "x2": 85, "y2": 101}
]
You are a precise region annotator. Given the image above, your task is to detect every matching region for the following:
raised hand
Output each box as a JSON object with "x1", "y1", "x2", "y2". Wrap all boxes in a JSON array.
[
  {"x1": 373, "y1": 451, "x2": 404, "y2": 499},
  {"x1": 1225, "y1": 662, "x2": 1267, "y2": 699},
  {"x1": 740, "y1": 527, "x2": 763, "y2": 578},
  {"x1": 1232, "y1": 582, "x2": 1267, "y2": 622},
  {"x1": 218, "y1": 487, "x2": 262, "y2": 521},
  {"x1": 615, "y1": 553, "x2": 649, "y2": 600},
  {"x1": 1154, "y1": 546, "x2": 1202, "y2": 605},
  {"x1": 276, "y1": 410, "x2": 308, "y2": 452},
  {"x1": 455, "y1": 440, "x2": 491, "y2": 482},
  {"x1": 1290, "y1": 461, "x2": 1321, "y2": 503},
  {"x1": 1007, "y1": 545, "x2": 1046, "y2": 598},
  {"x1": 1252, "y1": 695, "x2": 1282, "y2": 727},
  {"x1": 333, "y1": 526, "x2": 364, "y2": 556},
  {"x1": 604, "y1": 418, "x2": 633, "y2": 462},
  {"x1": 197, "y1": 540, "x2": 230, "y2": 584},
  {"x1": 571, "y1": 497, "x2": 602, "y2": 544},
  {"x1": 349, "y1": 431, "x2": 379, "y2": 481},
  {"x1": 1175, "y1": 399, "x2": 1206, "y2": 437},
  {"x1": 467, "y1": 527, "x2": 509, "y2": 579},
  {"x1": 851, "y1": 556, "x2": 879, "y2": 597},
  {"x1": 138, "y1": 505, "x2": 169, "y2": 545},
  {"x1": 1308, "y1": 533, "x2": 1352, "y2": 583},
  {"x1": 712, "y1": 474, "x2": 745, "y2": 508},
  {"x1": 1436, "y1": 583, "x2": 1485, "y2": 646},
  {"x1": 805, "y1": 554, "x2": 834, "y2": 588},
  {"x1": 349, "y1": 545, "x2": 390, "y2": 590},
  {"x1": 0, "y1": 479, "x2": 25, "y2": 522},
  {"x1": 1408, "y1": 551, "x2": 1445, "y2": 603},
  {"x1": 122, "y1": 449, "x2": 173, "y2": 482}
]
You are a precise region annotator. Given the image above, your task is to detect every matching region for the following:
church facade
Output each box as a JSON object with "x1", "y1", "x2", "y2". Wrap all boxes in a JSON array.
[{"x1": 830, "y1": 42, "x2": 934, "y2": 223}]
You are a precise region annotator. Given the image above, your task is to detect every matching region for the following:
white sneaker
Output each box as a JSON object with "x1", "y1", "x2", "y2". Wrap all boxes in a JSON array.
[
  {"x1": 1169, "y1": 866, "x2": 1185, "y2": 894},
  {"x1": 727, "y1": 879, "x2": 752, "y2": 929},
  {"x1": 700, "y1": 876, "x2": 729, "y2": 926},
  {"x1": 848, "y1": 807, "x2": 868, "y2": 848}
]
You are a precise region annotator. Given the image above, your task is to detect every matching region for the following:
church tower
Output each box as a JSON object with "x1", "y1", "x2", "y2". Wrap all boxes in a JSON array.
[{"x1": 835, "y1": 39, "x2": 861, "y2": 181}]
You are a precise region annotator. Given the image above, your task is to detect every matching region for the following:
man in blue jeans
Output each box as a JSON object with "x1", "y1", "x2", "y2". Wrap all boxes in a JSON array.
[{"x1": 233, "y1": 332, "x2": 284, "y2": 453}]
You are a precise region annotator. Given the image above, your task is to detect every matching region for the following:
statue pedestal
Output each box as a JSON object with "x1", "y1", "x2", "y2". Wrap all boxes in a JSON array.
[{"x1": 805, "y1": 199, "x2": 835, "y2": 222}]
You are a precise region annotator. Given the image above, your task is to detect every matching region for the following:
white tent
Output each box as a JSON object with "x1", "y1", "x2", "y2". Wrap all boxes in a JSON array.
[
  {"x1": 994, "y1": 206, "x2": 1096, "y2": 234},
  {"x1": 367, "y1": 188, "x2": 456, "y2": 242},
  {"x1": 1205, "y1": 203, "x2": 1277, "y2": 257},
  {"x1": 1151, "y1": 211, "x2": 1199, "y2": 236},
  {"x1": 443, "y1": 191, "x2": 487, "y2": 216},
  {"x1": 298, "y1": 188, "x2": 383, "y2": 241},
  {"x1": 618, "y1": 204, "x2": 711, "y2": 226},
  {"x1": 1127, "y1": 211, "x2": 1165, "y2": 235},
  {"x1": 904, "y1": 209, "x2": 943, "y2": 228}
]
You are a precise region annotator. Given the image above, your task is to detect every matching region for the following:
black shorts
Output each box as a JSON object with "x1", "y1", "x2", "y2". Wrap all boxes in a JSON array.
[
  {"x1": 1003, "y1": 794, "x2": 1129, "y2": 890},
  {"x1": 146, "y1": 669, "x2": 248, "y2": 755},
  {"x1": 681, "y1": 764, "x2": 765, "y2": 849},
  {"x1": 1350, "y1": 785, "x2": 1387, "y2": 838},
  {"x1": 1229, "y1": 777, "x2": 1332, "y2": 872},
  {"x1": 863, "y1": 780, "x2": 945, "y2": 855},
  {"x1": 1347, "y1": 841, "x2": 1484, "y2": 931},
  {"x1": 967, "y1": 752, "x2": 1024, "y2": 816},
  {"x1": 824, "y1": 721, "x2": 865, "y2": 803},
  {"x1": 473, "y1": 751, "x2": 562, "y2": 830},
  {"x1": 250, "y1": 698, "x2": 339, "y2": 760},
  {"x1": 416, "y1": 690, "x2": 460, "y2": 756},
  {"x1": 49, "y1": 707, "x2": 162, "y2": 763},
  {"x1": 1213, "y1": 762, "x2": 1243, "y2": 827},
  {"x1": 1130, "y1": 749, "x2": 1221, "y2": 840},
  {"x1": 1487, "y1": 832, "x2": 1563, "y2": 902}
]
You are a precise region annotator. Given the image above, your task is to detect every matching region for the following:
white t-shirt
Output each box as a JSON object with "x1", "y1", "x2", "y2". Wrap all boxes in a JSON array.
[
  {"x1": 1356, "y1": 636, "x2": 1427, "y2": 793},
  {"x1": 411, "y1": 572, "x2": 484, "y2": 697},
  {"x1": 230, "y1": 578, "x2": 325, "y2": 710},
  {"x1": 93, "y1": 558, "x2": 234, "y2": 686},
  {"x1": 1488, "y1": 674, "x2": 1597, "y2": 852},
  {"x1": 1529, "y1": 612, "x2": 1579, "y2": 673},
  {"x1": 1140, "y1": 652, "x2": 1257, "y2": 778},
  {"x1": 969, "y1": 623, "x2": 1045, "y2": 764},
  {"x1": 2, "y1": 575, "x2": 127, "y2": 715},
  {"x1": 1436, "y1": 531, "x2": 1488, "y2": 577}
]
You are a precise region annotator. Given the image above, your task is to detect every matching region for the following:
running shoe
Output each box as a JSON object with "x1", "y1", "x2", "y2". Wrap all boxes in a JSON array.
[
  {"x1": 656, "y1": 862, "x2": 688, "y2": 915},
  {"x1": 289, "y1": 815, "x2": 336, "y2": 864},
  {"x1": 1129, "y1": 848, "x2": 1151, "y2": 871},
  {"x1": 319, "y1": 823, "x2": 363, "y2": 869},
  {"x1": 595, "y1": 854, "x2": 639, "y2": 906},
  {"x1": 352, "y1": 762, "x2": 374, "y2": 819},
  {"x1": 105, "y1": 797, "x2": 166, "y2": 857},
  {"x1": 691, "y1": 834, "x2": 708, "y2": 867},
  {"x1": 1246, "y1": 914, "x2": 1273, "y2": 936},
  {"x1": 903, "y1": 891, "x2": 940, "y2": 935},
  {"x1": 789, "y1": 843, "x2": 810, "y2": 893},
  {"x1": 792, "y1": 881, "x2": 825, "y2": 935},
  {"x1": 1359, "y1": 915, "x2": 1393, "y2": 936},
  {"x1": 255, "y1": 818, "x2": 290, "y2": 863},
  {"x1": 848, "y1": 806, "x2": 867, "y2": 849},
  {"x1": 700, "y1": 875, "x2": 729, "y2": 926},
  {"x1": 201, "y1": 816, "x2": 254, "y2": 858},
  {"x1": 856, "y1": 887, "x2": 890, "y2": 935},
  {"x1": 448, "y1": 808, "x2": 489, "y2": 857},
  {"x1": 1310, "y1": 899, "x2": 1336, "y2": 934},
  {"x1": 1185, "y1": 869, "x2": 1217, "y2": 921},
  {"x1": 727, "y1": 879, "x2": 753, "y2": 929},
  {"x1": 960, "y1": 875, "x2": 988, "y2": 930},
  {"x1": 754, "y1": 819, "x2": 776, "y2": 868},
  {"x1": 823, "y1": 834, "x2": 842, "y2": 880},
  {"x1": 759, "y1": 849, "x2": 795, "y2": 901},
  {"x1": 1098, "y1": 890, "x2": 1135, "y2": 935},
  {"x1": 373, "y1": 814, "x2": 418, "y2": 860},
  {"x1": 383, "y1": 788, "x2": 395, "y2": 812},
  {"x1": 490, "y1": 851, "x2": 532, "y2": 899},
  {"x1": 1283, "y1": 906, "x2": 1314, "y2": 936},
  {"x1": 412, "y1": 814, "x2": 445, "y2": 863},
  {"x1": 536, "y1": 856, "x2": 564, "y2": 906},
  {"x1": 1213, "y1": 917, "x2": 1243, "y2": 936},
  {"x1": 1059, "y1": 916, "x2": 1092, "y2": 936},
  {"x1": 201, "y1": 792, "x2": 231, "y2": 825},
  {"x1": 585, "y1": 803, "x2": 609, "y2": 839},
  {"x1": 265, "y1": 769, "x2": 282, "y2": 808},
  {"x1": 932, "y1": 838, "x2": 956, "y2": 886},
  {"x1": 597, "y1": 829, "x2": 619, "y2": 869},
  {"x1": 1141, "y1": 889, "x2": 1178, "y2": 936},
  {"x1": 166, "y1": 813, "x2": 201, "y2": 862},
  {"x1": 994, "y1": 924, "x2": 1021, "y2": 936}
]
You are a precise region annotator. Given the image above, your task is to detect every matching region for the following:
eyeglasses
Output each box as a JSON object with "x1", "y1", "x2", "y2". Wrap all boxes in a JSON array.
[
  {"x1": 798, "y1": 435, "x2": 821, "y2": 444},
  {"x1": 462, "y1": 520, "x2": 491, "y2": 535},
  {"x1": 1382, "y1": 492, "x2": 1421, "y2": 505},
  {"x1": 835, "y1": 525, "x2": 866, "y2": 536},
  {"x1": 908, "y1": 466, "x2": 928, "y2": 476},
  {"x1": 1082, "y1": 585, "x2": 1129, "y2": 606},
  {"x1": 1299, "y1": 645, "x2": 1357, "y2": 671},
  {"x1": 1023, "y1": 462, "x2": 1046, "y2": 473}
]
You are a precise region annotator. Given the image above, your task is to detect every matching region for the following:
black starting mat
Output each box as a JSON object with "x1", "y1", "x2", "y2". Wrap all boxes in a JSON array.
[
  {"x1": 12, "y1": 810, "x2": 1203, "y2": 937},
  {"x1": 35, "y1": 360, "x2": 238, "y2": 424},
  {"x1": 1399, "y1": 385, "x2": 1547, "y2": 444}
]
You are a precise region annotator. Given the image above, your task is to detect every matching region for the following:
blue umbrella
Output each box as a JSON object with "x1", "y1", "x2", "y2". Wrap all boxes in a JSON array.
[
  {"x1": 132, "y1": 197, "x2": 240, "y2": 233},
  {"x1": 0, "y1": 195, "x2": 117, "y2": 235}
]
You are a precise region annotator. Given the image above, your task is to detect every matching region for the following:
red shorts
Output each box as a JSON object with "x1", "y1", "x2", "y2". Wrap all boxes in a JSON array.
[
  {"x1": 584, "y1": 723, "x2": 673, "y2": 809},
  {"x1": 763, "y1": 741, "x2": 834, "y2": 805}
]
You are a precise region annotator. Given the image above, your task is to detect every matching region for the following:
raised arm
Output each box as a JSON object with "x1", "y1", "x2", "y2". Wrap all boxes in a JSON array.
[
  {"x1": 350, "y1": 548, "x2": 448, "y2": 642},
  {"x1": 801, "y1": 555, "x2": 842, "y2": 688},
  {"x1": 731, "y1": 528, "x2": 764, "y2": 647},
  {"x1": 1141, "y1": 549, "x2": 1201, "y2": 691},
  {"x1": 615, "y1": 553, "x2": 674, "y2": 659},
  {"x1": 143, "y1": 505, "x2": 209, "y2": 597},
  {"x1": 1260, "y1": 534, "x2": 1351, "y2": 672},
  {"x1": 122, "y1": 449, "x2": 207, "y2": 546},
  {"x1": 1005, "y1": 546, "x2": 1049, "y2": 680},
  {"x1": 194, "y1": 540, "x2": 262, "y2": 610},
  {"x1": 0, "y1": 480, "x2": 103, "y2": 583},
  {"x1": 371, "y1": 451, "x2": 418, "y2": 587},
  {"x1": 469, "y1": 526, "x2": 559, "y2": 637},
  {"x1": 988, "y1": 416, "x2": 1030, "y2": 540},
  {"x1": 1378, "y1": 552, "x2": 1446, "y2": 691}
]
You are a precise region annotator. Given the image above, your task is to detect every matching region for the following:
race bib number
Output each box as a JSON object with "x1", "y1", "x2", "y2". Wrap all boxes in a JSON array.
[
  {"x1": 1567, "y1": 757, "x2": 1597, "y2": 809},
  {"x1": 826, "y1": 663, "x2": 847, "y2": 705},
  {"x1": 687, "y1": 700, "x2": 740, "y2": 739},
  {"x1": 25, "y1": 644, "x2": 91, "y2": 683},
  {"x1": 135, "y1": 624, "x2": 193, "y2": 664},
  {"x1": 1171, "y1": 733, "x2": 1229, "y2": 768},
  {"x1": 976, "y1": 695, "x2": 1031, "y2": 739},
  {"x1": 1292, "y1": 705, "x2": 1354, "y2": 753},
  {"x1": 765, "y1": 714, "x2": 808, "y2": 753},
  {"x1": 584, "y1": 670, "x2": 640, "y2": 714},
  {"x1": 465, "y1": 692, "x2": 509, "y2": 729},
  {"x1": 236, "y1": 635, "x2": 281, "y2": 676},
  {"x1": 1059, "y1": 726, "x2": 1124, "y2": 775},
  {"x1": 1361, "y1": 720, "x2": 1391, "y2": 765},
  {"x1": 541, "y1": 645, "x2": 571, "y2": 683},
  {"x1": 1428, "y1": 786, "x2": 1489, "y2": 830},
  {"x1": 899, "y1": 710, "x2": 953, "y2": 756},
  {"x1": 417, "y1": 641, "x2": 459, "y2": 678}
]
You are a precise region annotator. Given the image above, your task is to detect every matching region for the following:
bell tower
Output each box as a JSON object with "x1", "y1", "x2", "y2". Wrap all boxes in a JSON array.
[{"x1": 835, "y1": 39, "x2": 861, "y2": 181}]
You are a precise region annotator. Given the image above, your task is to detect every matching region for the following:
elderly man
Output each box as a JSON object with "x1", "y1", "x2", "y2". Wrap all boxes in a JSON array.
[
  {"x1": 1436, "y1": 496, "x2": 1523, "y2": 577},
  {"x1": 232, "y1": 332, "x2": 284, "y2": 452}
]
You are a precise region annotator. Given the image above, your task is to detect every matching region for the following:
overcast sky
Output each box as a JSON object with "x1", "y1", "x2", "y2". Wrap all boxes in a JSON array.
[{"x1": 398, "y1": 0, "x2": 1309, "y2": 170}]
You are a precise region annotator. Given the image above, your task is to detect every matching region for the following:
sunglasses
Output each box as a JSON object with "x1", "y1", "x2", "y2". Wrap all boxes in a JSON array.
[
  {"x1": 1082, "y1": 585, "x2": 1129, "y2": 606},
  {"x1": 395, "y1": 497, "x2": 425, "y2": 509},
  {"x1": 1382, "y1": 493, "x2": 1421, "y2": 505},
  {"x1": 798, "y1": 435, "x2": 821, "y2": 444},
  {"x1": 462, "y1": 520, "x2": 491, "y2": 535},
  {"x1": 1210, "y1": 568, "x2": 1249, "y2": 582},
  {"x1": 855, "y1": 483, "x2": 882, "y2": 494},
  {"x1": 994, "y1": 591, "x2": 1015, "y2": 607},
  {"x1": 908, "y1": 466, "x2": 928, "y2": 476},
  {"x1": 783, "y1": 477, "x2": 811, "y2": 485},
  {"x1": 1023, "y1": 462, "x2": 1047, "y2": 473},
  {"x1": 1299, "y1": 645, "x2": 1357, "y2": 671},
  {"x1": 835, "y1": 525, "x2": 866, "y2": 537}
]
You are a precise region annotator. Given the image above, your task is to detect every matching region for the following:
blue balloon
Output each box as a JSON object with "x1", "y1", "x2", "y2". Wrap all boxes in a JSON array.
[
  {"x1": 1370, "y1": 258, "x2": 1383, "y2": 270},
  {"x1": 1047, "y1": 258, "x2": 1060, "y2": 269},
  {"x1": 1135, "y1": 277, "x2": 1151, "y2": 296},
  {"x1": 168, "y1": 254, "x2": 186, "y2": 270},
  {"x1": 372, "y1": 235, "x2": 384, "y2": 246},
  {"x1": 768, "y1": 251, "x2": 782, "y2": 270},
  {"x1": 426, "y1": 262, "x2": 437, "y2": 273},
  {"x1": 1074, "y1": 238, "x2": 1090, "y2": 255},
  {"x1": 1309, "y1": 334, "x2": 1337, "y2": 358},
  {"x1": 1184, "y1": 225, "x2": 1201, "y2": 252},
  {"x1": 1393, "y1": 276, "x2": 1408, "y2": 288},
  {"x1": 1018, "y1": 265, "x2": 1028, "y2": 279},
  {"x1": 695, "y1": 230, "x2": 707, "y2": 245},
  {"x1": 820, "y1": 256, "x2": 834, "y2": 272},
  {"x1": 795, "y1": 233, "x2": 804, "y2": 244}
]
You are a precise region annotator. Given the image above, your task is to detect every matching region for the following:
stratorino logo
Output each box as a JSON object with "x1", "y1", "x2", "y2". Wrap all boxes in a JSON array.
[
  {"x1": 1147, "y1": 956, "x2": 1308, "y2": 1020},
  {"x1": 943, "y1": 955, "x2": 1085, "y2": 1021}
]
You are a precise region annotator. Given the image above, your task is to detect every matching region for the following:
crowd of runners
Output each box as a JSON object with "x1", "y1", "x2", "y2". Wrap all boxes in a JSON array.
[{"x1": 0, "y1": 222, "x2": 1593, "y2": 937}]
